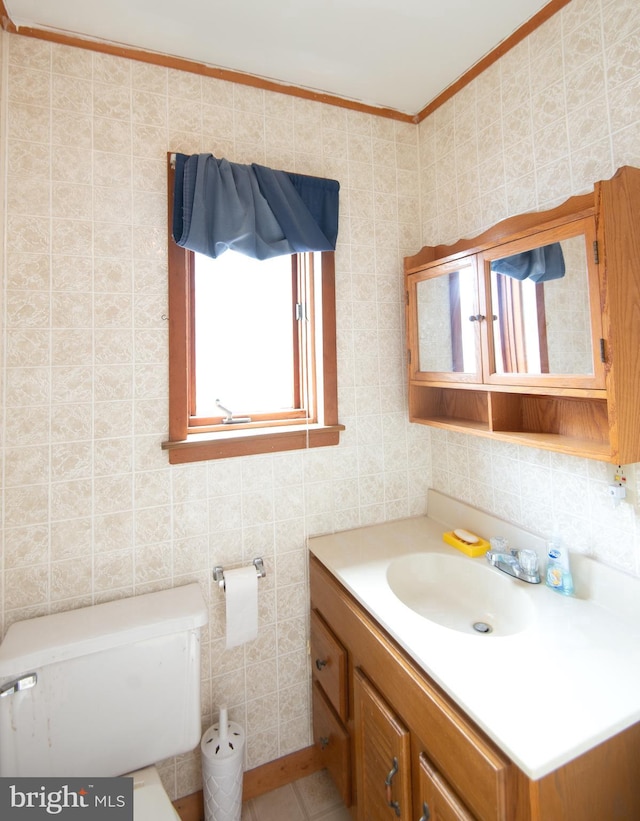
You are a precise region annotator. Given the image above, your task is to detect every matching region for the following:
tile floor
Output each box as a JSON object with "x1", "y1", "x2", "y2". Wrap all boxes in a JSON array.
[{"x1": 242, "y1": 769, "x2": 351, "y2": 820}]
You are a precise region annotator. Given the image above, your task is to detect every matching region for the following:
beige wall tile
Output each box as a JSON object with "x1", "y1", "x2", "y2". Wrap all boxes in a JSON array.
[
  {"x1": 5, "y1": 565, "x2": 49, "y2": 610},
  {"x1": 5, "y1": 524, "x2": 50, "y2": 568}
]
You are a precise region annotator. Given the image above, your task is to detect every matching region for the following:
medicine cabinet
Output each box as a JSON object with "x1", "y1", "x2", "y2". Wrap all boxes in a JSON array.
[{"x1": 404, "y1": 166, "x2": 640, "y2": 463}]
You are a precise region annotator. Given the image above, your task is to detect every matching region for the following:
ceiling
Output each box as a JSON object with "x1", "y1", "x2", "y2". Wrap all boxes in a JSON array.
[{"x1": 5, "y1": 0, "x2": 553, "y2": 115}]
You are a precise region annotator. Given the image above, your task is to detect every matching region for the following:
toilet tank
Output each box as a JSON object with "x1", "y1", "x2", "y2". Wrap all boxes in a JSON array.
[{"x1": 0, "y1": 583, "x2": 208, "y2": 778}]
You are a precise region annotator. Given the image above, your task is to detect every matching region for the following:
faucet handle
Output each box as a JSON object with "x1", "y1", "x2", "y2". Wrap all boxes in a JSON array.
[
  {"x1": 518, "y1": 549, "x2": 539, "y2": 575},
  {"x1": 489, "y1": 535, "x2": 509, "y2": 552}
]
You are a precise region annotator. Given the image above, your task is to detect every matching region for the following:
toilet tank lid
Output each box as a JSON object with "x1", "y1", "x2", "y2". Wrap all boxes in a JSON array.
[{"x1": 0, "y1": 584, "x2": 208, "y2": 676}]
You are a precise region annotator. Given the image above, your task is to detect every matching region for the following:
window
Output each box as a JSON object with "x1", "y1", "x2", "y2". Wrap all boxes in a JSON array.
[
  {"x1": 192, "y1": 250, "x2": 309, "y2": 425},
  {"x1": 163, "y1": 227, "x2": 343, "y2": 464}
]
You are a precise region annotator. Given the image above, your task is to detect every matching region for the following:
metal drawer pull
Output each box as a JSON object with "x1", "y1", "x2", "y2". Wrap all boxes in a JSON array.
[
  {"x1": 315, "y1": 658, "x2": 327, "y2": 670},
  {"x1": 419, "y1": 801, "x2": 431, "y2": 821},
  {"x1": 384, "y1": 756, "x2": 401, "y2": 817},
  {"x1": 0, "y1": 673, "x2": 37, "y2": 698}
]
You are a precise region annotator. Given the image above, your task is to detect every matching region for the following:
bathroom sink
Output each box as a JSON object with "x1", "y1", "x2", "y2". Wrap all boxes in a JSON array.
[{"x1": 386, "y1": 552, "x2": 535, "y2": 636}]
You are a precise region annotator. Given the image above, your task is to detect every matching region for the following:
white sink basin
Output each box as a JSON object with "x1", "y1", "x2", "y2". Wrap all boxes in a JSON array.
[{"x1": 386, "y1": 552, "x2": 535, "y2": 636}]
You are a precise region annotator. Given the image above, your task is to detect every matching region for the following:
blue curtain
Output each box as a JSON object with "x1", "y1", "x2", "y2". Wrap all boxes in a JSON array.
[
  {"x1": 172, "y1": 153, "x2": 340, "y2": 260},
  {"x1": 491, "y1": 242, "x2": 565, "y2": 282}
]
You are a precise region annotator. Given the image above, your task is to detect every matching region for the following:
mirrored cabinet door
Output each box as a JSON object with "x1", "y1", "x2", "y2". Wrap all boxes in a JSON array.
[
  {"x1": 408, "y1": 255, "x2": 484, "y2": 383},
  {"x1": 481, "y1": 218, "x2": 605, "y2": 389}
]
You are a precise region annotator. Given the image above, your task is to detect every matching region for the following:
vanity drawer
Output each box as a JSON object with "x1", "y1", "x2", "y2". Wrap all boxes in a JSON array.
[
  {"x1": 312, "y1": 680, "x2": 352, "y2": 807},
  {"x1": 310, "y1": 609, "x2": 348, "y2": 722}
]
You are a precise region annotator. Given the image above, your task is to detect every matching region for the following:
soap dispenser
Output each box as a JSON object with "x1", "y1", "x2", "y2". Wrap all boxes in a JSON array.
[{"x1": 545, "y1": 529, "x2": 574, "y2": 596}]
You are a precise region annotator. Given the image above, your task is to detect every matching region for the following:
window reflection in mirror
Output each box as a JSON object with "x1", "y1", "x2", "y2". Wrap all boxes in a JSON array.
[
  {"x1": 417, "y1": 265, "x2": 477, "y2": 373},
  {"x1": 490, "y1": 235, "x2": 593, "y2": 376}
]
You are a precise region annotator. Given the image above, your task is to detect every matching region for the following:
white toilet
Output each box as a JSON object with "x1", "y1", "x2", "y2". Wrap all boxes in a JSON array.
[{"x1": 0, "y1": 583, "x2": 208, "y2": 820}]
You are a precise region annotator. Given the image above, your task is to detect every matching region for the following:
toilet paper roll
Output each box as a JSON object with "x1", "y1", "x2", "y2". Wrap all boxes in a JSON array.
[{"x1": 224, "y1": 566, "x2": 258, "y2": 649}]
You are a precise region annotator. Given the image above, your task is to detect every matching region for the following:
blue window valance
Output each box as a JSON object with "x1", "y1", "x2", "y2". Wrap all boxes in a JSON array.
[
  {"x1": 172, "y1": 153, "x2": 340, "y2": 260},
  {"x1": 491, "y1": 242, "x2": 565, "y2": 283}
]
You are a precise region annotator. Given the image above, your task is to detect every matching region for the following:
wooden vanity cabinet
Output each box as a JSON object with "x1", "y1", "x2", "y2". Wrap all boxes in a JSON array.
[
  {"x1": 404, "y1": 165, "x2": 640, "y2": 463},
  {"x1": 310, "y1": 554, "x2": 640, "y2": 821},
  {"x1": 311, "y1": 555, "x2": 511, "y2": 821}
]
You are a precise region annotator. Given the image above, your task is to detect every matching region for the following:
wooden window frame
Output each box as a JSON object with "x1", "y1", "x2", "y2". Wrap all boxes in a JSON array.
[{"x1": 163, "y1": 160, "x2": 343, "y2": 464}]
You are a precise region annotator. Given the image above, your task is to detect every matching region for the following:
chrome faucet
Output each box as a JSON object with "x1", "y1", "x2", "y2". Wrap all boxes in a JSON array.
[{"x1": 486, "y1": 545, "x2": 541, "y2": 584}]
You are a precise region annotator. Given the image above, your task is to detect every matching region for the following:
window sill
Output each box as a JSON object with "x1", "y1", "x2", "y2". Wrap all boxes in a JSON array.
[{"x1": 162, "y1": 423, "x2": 345, "y2": 464}]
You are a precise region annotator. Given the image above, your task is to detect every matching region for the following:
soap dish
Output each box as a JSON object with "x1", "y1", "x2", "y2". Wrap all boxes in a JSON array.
[{"x1": 443, "y1": 529, "x2": 490, "y2": 558}]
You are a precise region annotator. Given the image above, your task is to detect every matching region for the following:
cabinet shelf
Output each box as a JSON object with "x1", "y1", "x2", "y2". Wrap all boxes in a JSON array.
[
  {"x1": 409, "y1": 385, "x2": 611, "y2": 460},
  {"x1": 409, "y1": 385, "x2": 489, "y2": 428}
]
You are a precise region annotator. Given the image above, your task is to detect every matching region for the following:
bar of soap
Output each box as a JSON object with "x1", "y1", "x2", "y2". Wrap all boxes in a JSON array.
[
  {"x1": 453, "y1": 528, "x2": 479, "y2": 545},
  {"x1": 442, "y1": 530, "x2": 490, "y2": 557}
]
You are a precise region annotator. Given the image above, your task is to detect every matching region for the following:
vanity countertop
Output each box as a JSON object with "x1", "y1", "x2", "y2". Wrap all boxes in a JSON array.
[{"x1": 308, "y1": 491, "x2": 640, "y2": 780}]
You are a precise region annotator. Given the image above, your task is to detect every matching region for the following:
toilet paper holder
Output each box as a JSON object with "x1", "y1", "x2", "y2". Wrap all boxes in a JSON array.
[{"x1": 214, "y1": 557, "x2": 265, "y2": 591}]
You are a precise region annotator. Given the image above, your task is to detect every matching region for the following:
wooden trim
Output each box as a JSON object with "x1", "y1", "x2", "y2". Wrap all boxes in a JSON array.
[
  {"x1": 1, "y1": 0, "x2": 568, "y2": 123},
  {"x1": 404, "y1": 193, "x2": 595, "y2": 273},
  {"x1": 172, "y1": 791, "x2": 203, "y2": 821},
  {"x1": 535, "y1": 282, "x2": 550, "y2": 374},
  {"x1": 292, "y1": 254, "x2": 303, "y2": 412},
  {"x1": 0, "y1": 0, "x2": 10, "y2": 31},
  {"x1": 167, "y1": 156, "x2": 190, "y2": 442},
  {"x1": 172, "y1": 745, "x2": 323, "y2": 821},
  {"x1": 319, "y1": 252, "x2": 339, "y2": 426},
  {"x1": 304, "y1": 253, "x2": 319, "y2": 424},
  {"x1": 188, "y1": 410, "x2": 310, "y2": 431},
  {"x1": 414, "y1": 0, "x2": 573, "y2": 123},
  {"x1": 595, "y1": 165, "x2": 640, "y2": 463},
  {"x1": 162, "y1": 423, "x2": 345, "y2": 464},
  {"x1": 242, "y1": 744, "x2": 323, "y2": 801},
  {"x1": 409, "y1": 380, "x2": 607, "y2": 400},
  {"x1": 0, "y1": 4, "x2": 412, "y2": 123}
]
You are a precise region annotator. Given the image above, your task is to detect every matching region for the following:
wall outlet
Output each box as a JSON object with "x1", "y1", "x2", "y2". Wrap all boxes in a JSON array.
[
  {"x1": 613, "y1": 465, "x2": 627, "y2": 486},
  {"x1": 608, "y1": 464, "x2": 629, "y2": 506}
]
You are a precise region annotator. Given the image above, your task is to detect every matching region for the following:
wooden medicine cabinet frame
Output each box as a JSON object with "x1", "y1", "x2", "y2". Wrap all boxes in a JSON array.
[{"x1": 404, "y1": 166, "x2": 640, "y2": 463}]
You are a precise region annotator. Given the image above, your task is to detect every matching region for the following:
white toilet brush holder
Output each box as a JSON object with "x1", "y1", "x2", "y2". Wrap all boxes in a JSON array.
[{"x1": 201, "y1": 706, "x2": 245, "y2": 821}]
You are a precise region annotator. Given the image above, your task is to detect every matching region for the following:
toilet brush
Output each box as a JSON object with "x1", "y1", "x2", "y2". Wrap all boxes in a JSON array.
[{"x1": 201, "y1": 705, "x2": 245, "y2": 821}]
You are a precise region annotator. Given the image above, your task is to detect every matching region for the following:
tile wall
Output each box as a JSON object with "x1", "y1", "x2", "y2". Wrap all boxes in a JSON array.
[
  {"x1": 419, "y1": 0, "x2": 640, "y2": 576},
  {"x1": 0, "y1": 30, "x2": 429, "y2": 798}
]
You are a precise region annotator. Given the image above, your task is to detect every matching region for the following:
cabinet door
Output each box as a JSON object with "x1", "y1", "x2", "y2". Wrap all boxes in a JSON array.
[
  {"x1": 418, "y1": 753, "x2": 475, "y2": 821},
  {"x1": 354, "y1": 669, "x2": 411, "y2": 821},
  {"x1": 480, "y1": 217, "x2": 605, "y2": 390},
  {"x1": 312, "y1": 681, "x2": 352, "y2": 807},
  {"x1": 407, "y1": 255, "x2": 484, "y2": 384}
]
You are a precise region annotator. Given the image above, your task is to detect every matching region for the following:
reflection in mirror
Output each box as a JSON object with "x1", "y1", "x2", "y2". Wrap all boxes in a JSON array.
[
  {"x1": 490, "y1": 236, "x2": 593, "y2": 376},
  {"x1": 417, "y1": 266, "x2": 477, "y2": 373}
]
